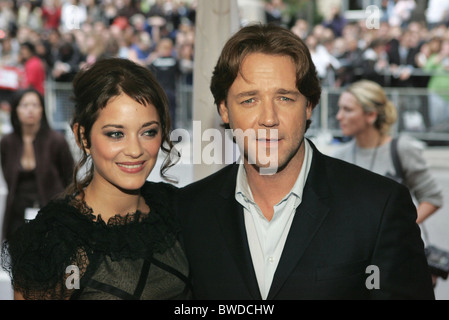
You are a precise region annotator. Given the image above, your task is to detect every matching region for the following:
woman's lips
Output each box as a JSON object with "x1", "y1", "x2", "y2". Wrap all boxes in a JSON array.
[{"x1": 116, "y1": 161, "x2": 146, "y2": 173}]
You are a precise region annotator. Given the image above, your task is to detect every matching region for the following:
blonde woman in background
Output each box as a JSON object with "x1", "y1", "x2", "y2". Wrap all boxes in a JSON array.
[{"x1": 333, "y1": 80, "x2": 442, "y2": 224}]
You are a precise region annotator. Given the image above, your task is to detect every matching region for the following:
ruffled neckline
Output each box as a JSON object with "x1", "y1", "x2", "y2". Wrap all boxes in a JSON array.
[
  {"x1": 33, "y1": 181, "x2": 179, "y2": 260},
  {"x1": 67, "y1": 193, "x2": 151, "y2": 227}
]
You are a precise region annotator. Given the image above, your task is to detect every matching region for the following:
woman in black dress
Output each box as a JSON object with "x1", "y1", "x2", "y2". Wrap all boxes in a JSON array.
[{"x1": 1, "y1": 58, "x2": 190, "y2": 300}]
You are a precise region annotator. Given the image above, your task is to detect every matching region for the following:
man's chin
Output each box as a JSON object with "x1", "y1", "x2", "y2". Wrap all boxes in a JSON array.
[
  {"x1": 247, "y1": 161, "x2": 282, "y2": 176},
  {"x1": 245, "y1": 147, "x2": 301, "y2": 176}
]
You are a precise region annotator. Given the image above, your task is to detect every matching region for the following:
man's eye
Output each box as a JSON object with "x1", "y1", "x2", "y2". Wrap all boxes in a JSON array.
[
  {"x1": 280, "y1": 96, "x2": 293, "y2": 102},
  {"x1": 241, "y1": 98, "x2": 255, "y2": 105}
]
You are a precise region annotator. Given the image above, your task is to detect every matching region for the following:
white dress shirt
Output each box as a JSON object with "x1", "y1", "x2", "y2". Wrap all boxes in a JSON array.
[{"x1": 235, "y1": 139, "x2": 313, "y2": 299}]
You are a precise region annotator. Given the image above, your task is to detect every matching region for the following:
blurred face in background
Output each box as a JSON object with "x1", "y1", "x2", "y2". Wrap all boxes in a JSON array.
[
  {"x1": 336, "y1": 91, "x2": 374, "y2": 137},
  {"x1": 157, "y1": 38, "x2": 173, "y2": 57},
  {"x1": 16, "y1": 92, "x2": 43, "y2": 129},
  {"x1": 19, "y1": 45, "x2": 32, "y2": 62}
]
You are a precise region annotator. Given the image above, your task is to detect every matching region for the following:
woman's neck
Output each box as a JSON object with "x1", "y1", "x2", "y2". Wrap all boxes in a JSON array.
[
  {"x1": 21, "y1": 123, "x2": 41, "y2": 140},
  {"x1": 83, "y1": 181, "x2": 148, "y2": 221},
  {"x1": 355, "y1": 128, "x2": 388, "y2": 149}
]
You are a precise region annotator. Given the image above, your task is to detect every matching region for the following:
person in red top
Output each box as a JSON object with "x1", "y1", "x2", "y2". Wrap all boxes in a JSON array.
[
  {"x1": 41, "y1": 0, "x2": 62, "y2": 30},
  {"x1": 19, "y1": 42, "x2": 46, "y2": 95}
]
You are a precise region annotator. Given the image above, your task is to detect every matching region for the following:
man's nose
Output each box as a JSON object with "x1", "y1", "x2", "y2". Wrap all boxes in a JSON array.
[{"x1": 258, "y1": 100, "x2": 279, "y2": 127}]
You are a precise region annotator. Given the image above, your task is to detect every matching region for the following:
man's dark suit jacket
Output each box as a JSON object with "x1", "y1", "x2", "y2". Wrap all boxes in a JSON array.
[{"x1": 175, "y1": 140, "x2": 434, "y2": 299}]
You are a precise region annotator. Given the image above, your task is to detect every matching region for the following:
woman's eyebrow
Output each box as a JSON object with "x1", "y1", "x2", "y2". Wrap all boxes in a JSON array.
[
  {"x1": 101, "y1": 121, "x2": 160, "y2": 130},
  {"x1": 101, "y1": 124, "x2": 124, "y2": 129},
  {"x1": 141, "y1": 121, "x2": 160, "y2": 128}
]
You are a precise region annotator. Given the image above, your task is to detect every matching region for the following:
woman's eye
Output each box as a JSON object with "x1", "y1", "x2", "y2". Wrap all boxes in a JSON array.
[
  {"x1": 338, "y1": 106, "x2": 350, "y2": 113},
  {"x1": 143, "y1": 129, "x2": 159, "y2": 137},
  {"x1": 106, "y1": 131, "x2": 123, "y2": 139}
]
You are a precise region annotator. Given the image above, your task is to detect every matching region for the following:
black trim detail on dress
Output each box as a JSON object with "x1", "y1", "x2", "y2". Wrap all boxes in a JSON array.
[
  {"x1": 150, "y1": 257, "x2": 191, "y2": 289},
  {"x1": 133, "y1": 258, "x2": 152, "y2": 299},
  {"x1": 85, "y1": 278, "x2": 137, "y2": 300}
]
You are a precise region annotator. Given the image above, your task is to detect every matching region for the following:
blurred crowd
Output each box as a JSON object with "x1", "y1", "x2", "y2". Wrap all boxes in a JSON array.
[
  {"x1": 289, "y1": 0, "x2": 449, "y2": 91},
  {"x1": 0, "y1": 0, "x2": 197, "y2": 123},
  {"x1": 0, "y1": 0, "x2": 448, "y2": 131}
]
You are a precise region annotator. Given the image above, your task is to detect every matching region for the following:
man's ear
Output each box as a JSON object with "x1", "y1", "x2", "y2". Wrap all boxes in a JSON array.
[
  {"x1": 306, "y1": 99, "x2": 313, "y2": 120},
  {"x1": 218, "y1": 100, "x2": 229, "y2": 125},
  {"x1": 72, "y1": 123, "x2": 89, "y2": 153}
]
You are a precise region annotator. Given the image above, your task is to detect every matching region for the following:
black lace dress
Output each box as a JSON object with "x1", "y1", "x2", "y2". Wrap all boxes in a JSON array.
[{"x1": 1, "y1": 181, "x2": 191, "y2": 300}]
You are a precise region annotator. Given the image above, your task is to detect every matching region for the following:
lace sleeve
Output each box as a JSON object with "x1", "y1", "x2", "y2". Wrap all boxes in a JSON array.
[{"x1": 1, "y1": 202, "x2": 90, "y2": 300}]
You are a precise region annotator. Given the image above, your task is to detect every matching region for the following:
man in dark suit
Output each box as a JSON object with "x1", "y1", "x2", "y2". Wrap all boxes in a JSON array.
[
  {"x1": 175, "y1": 23, "x2": 434, "y2": 300},
  {"x1": 387, "y1": 29, "x2": 423, "y2": 88}
]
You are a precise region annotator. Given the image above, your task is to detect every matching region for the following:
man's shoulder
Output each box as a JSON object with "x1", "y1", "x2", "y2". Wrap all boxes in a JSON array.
[
  {"x1": 179, "y1": 164, "x2": 237, "y2": 195},
  {"x1": 175, "y1": 164, "x2": 237, "y2": 217},
  {"x1": 319, "y1": 148, "x2": 402, "y2": 192}
]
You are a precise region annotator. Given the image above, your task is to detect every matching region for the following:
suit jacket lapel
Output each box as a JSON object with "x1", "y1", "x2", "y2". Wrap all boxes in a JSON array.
[
  {"x1": 267, "y1": 142, "x2": 331, "y2": 299},
  {"x1": 217, "y1": 164, "x2": 262, "y2": 300}
]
